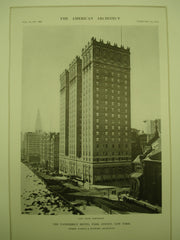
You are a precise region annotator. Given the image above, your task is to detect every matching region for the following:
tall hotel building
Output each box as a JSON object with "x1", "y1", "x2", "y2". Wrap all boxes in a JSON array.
[{"x1": 59, "y1": 37, "x2": 132, "y2": 186}]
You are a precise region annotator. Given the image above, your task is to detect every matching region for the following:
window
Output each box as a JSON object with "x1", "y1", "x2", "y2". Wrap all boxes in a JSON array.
[{"x1": 96, "y1": 138, "x2": 99, "y2": 142}]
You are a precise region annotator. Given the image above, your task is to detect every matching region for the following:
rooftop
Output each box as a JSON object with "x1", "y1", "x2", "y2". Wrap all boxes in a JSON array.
[{"x1": 82, "y1": 37, "x2": 130, "y2": 53}]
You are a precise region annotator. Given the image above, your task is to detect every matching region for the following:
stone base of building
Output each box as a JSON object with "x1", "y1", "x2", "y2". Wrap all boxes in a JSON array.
[{"x1": 59, "y1": 156, "x2": 132, "y2": 187}]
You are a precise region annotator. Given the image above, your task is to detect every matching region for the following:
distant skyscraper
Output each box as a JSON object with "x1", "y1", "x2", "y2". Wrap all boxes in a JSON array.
[{"x1": 35, "y1": 109, "x2": 42, "y2": 132}]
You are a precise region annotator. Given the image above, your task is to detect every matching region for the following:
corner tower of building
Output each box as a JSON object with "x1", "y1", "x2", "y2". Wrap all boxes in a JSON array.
[{"x1": 81, "y1": 37, "x2": 132, "y2": 185}]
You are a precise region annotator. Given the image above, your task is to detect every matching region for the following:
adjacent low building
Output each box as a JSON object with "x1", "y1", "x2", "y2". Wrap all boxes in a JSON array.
[
  {"x1": 24, "y1": 132, "x2": 41, "y2": 165},
  {"x1": 49, "y1": 133, "x2": 60, "y2": 173},
  {"x1": 40, "y1": 132, "x2": 60, "y2": 173},
  {"x1": 22, "y1": 129, "x2": 60, "y2": 174},
  {"x1": 130, "y1": 135, "x2": 161, "y2": 206}
]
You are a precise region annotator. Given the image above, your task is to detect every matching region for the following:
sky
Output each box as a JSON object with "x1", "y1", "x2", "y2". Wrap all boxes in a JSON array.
[{"x1": 21, "y1": 25, "x2": 160, "y2": 132}]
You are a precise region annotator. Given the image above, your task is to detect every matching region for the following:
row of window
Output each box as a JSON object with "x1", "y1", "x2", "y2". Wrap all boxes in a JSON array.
[
  {"x1": 96, "y1": 125, "x2": 128, "y2": 130},
  {"x1": 96, "y1": 112, "x2": 128, "y2": 117},
  {"x1": 96, "y1": 93, "x2": 128, "y2": 101},
  {"x1": 95, "y1": 152, "x2": 129, "y2": 156},
  {"x1": 95, "y1": 137, "x2": 128, "y2": 142},
  {"x1": 96, "y1": 143, "x2": 129, "y2": 148},
  {"x1": 95, "y1": 107, "x2": 128, "y2": 113},
  {"x1": 95, "y1": 119, "x2": 128, "y2": 124},
  {"x1": 96, "y1": 131, "x2": 128, "y2": 135},
  {"x1": 95, "y1": 99, "x2": 128, "y2": 106},
  {"x1": 96, "y1": 74, "x2": 128, "y2": 80},
  {"x1": 96, "y1": 86, "x2": 128, "y2": 92}
]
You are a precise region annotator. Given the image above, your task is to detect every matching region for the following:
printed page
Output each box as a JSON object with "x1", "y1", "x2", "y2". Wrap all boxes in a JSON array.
[{"x1": 9, "y1": 5, "x2": 170, "y2": 240}]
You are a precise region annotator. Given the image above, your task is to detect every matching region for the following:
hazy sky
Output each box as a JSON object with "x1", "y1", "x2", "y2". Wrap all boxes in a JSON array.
[{"x1": 22, "y1": 25, "x2": 160, "y2": 132}]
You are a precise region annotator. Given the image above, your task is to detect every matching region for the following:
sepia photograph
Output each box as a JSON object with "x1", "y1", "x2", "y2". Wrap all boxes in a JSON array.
[{"x1": 21, "y1": 25, "x2": 162, "y2": 215}]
